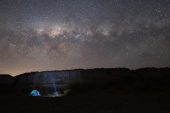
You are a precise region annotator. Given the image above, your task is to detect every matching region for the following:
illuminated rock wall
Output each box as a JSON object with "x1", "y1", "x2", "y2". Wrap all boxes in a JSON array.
[
  {"x1": 2, "y1": 68, "x2": 168, "y2": 97},
  {"x1": 14, "y1": 70, "x2": 83, "y2": 96},
  {"x1": 14, "y1": 68, "x2": 131, "y2": 97}
]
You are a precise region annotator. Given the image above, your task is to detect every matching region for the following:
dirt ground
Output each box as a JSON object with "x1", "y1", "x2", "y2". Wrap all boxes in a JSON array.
[{"x1": 0, "y1": 87, "x2": 170, "y2": 113}]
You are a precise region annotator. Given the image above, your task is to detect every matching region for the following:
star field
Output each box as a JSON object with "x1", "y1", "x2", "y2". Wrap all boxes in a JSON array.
[{"x1": 0, "y1": 0, "x2": 170, "y2": 75}]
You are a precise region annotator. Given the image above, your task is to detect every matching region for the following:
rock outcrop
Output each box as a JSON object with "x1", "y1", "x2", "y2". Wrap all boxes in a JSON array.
[
  {"x1": 0, "y1": 68, "x2": 170, "y2": 97},
  {"x1": 14, "y1": 68, "x2": 132, "y2": 96},
  {"x1": 14, "y1": 70, "x2": 83, "y2": 97}
]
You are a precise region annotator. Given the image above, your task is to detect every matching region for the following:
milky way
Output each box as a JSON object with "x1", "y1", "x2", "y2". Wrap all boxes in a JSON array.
[{"x1": 0, "y1": 0, "x2": 170, "y2": 75}]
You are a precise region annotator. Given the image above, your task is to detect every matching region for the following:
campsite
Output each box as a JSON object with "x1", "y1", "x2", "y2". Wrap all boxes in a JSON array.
[{"x1": 0, "y1": 68, "x2": 170, "y2": 113}]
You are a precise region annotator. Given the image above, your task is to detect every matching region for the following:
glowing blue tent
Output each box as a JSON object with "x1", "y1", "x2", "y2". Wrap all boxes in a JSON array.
[{"x1": 30, "y1": 90, "x2": 41, "y2": 96}]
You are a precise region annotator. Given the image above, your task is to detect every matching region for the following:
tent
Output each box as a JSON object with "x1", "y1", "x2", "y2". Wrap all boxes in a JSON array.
[{"x1": 30, "y1": 89, "x2": 41, "y2": 96}]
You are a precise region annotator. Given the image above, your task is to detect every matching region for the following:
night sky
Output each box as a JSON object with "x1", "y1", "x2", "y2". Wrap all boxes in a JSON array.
[{"x1": 0, "y1": 0, "x2": 170, "y2": 75}]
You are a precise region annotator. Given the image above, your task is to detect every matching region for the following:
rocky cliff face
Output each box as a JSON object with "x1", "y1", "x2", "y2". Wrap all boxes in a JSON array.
[
  {"x1": 14, "y1": 70, "x2": 83, "y2": 96},
  {"x1": 0, "y1": 68, "x2": 170, "y2": 97},
  {"x1": 14, "y1": 68, "x2": 131, "y2": 97}
]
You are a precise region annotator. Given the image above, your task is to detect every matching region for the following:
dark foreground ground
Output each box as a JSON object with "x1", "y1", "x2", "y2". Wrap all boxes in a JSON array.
[
  {"x1": 1, "y1": 87, "x2": 170, "y2": 113},
  {"x1": 1, "y1": 68, "x2": 170, "y2": 113}
]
